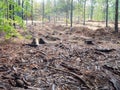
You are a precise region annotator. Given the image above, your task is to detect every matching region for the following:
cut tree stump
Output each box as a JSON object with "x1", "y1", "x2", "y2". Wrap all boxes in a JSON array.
[
  {"x1": 39, "y1": 38, "x2": 46, "y2": 44},
  {"x1": 31, "y1": 38, "x2": 39, "y2": 45},
  {"x1": 84, "y1": 39, "x2": 94, "y2": 45},
  {"x1": 26, "y1": 38, "x2": 46, "y2": 47}
]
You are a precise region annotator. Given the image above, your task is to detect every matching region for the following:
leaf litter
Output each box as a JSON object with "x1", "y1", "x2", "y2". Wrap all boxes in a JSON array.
[{"x1": 0, "y1": 24, "x2": 120, "y2": 90}]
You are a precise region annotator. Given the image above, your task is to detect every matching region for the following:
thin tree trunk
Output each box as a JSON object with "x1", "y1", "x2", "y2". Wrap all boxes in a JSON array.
[
  {"x1": 70, "y1": 0, "x2": 73, "y2": 28},
  {"x1": 115, "y1": 0, "x2": 119, "y2": 32},
  {"x1": 90, "y1": 0, "x2": 94, "y2": 20},
  {"x1": 13, "y1": 3, "x2": 15, "y2": 27},
  {"x1": 42, "y1": 0, "x2": 44, "y2": 27},
  {"x1": 6, "y1": 0, "x2": 9, "y2": 20},
  {"x1": 22, "y1": 0, "x2": 24, "y2": 24},
  {"x1": 83, "y1": 0, "x2": 86, "y2": 25},
  {"x1": 66, "y1": 11, "x2": 68, "y2": 26},
  {"x1": 9, "y1": 3, "x2": 12, "y2": 19},
  {"x1": 17, "y1": 0, "x2": 21, "y2": 17},
  {"x1": 77, "y1": 0, "x2": 80, "y2": 24},
  {"x1": 106, "y1": 0, "x2": 109, "y2": 27},
  {"x1": 31, "y1": 0, "x2": 33, "y2": 25},
  {"x1": 54, "y1": 0, "x2": 56, "y2": 25},
  {"x1": 48, "y1": 16, "x2": 51, "y2": 22},
  {"x1": 26, "y1": 2, "x2": 28, "y2": 25}
]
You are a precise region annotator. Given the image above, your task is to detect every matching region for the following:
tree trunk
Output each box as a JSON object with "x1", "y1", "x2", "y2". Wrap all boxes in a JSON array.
[
  {"x1": 66, "y1": 11, "x2": 68, "y2": 26},
  {"x1": 13, "y1": 3, "x2": 15, "y2": 27},
  {"x1": 6, "y1": 0, "x2": 9, "y2": 20},
  {"x1": 83, "y1": 0, "x2": 86, "y2": 25},
  {"x1": 115, "y1": 0, "x2": 119, "y2": 32},
  {"x1": 42, "y1": 0, "x2": 44, "y2": 27},
  {"x1": 77, "y1": 0, "x2": 80, "y2": 23},
  {"x1": 17, "y1": 0, "x2": 21, "y2": 17},
  {"x1": 90, "y1": 0, "x2": 94, "y2": 20},
  {"x1": 54, "y1": 0, "x2": 57, "y2": 25},
  {"x1": 9, "y1": 3, "x2": 12, "y2": 19},
  {"x1": 106, "y1": 0, "x2": 109, "y2": 27},
  {"x1": 70, "y1": 0, "x2": 73, "y2": 28},
  {"x1": 26, "y1": 2, "x2": 28, "y2": 25},
  {"x1": 31, "y1": 0, "x2": 33, "y2": 25},
  {"x1": 22, "y1": 0, "x2": 24, "y2": 24}
]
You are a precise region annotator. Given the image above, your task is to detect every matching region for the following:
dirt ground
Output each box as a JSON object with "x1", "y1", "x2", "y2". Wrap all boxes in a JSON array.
[{"x1": 0, "y1": 23, "x2": 120, "y2": 90}]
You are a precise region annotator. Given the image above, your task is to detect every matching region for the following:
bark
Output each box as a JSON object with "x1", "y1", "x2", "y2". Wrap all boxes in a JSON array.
[
  {"x1": 6, "y1": 0, "x2": 9, "y2": 20},
  {"x1": 22, "y1": 0, "x2": 24, "y2": 23},
  {"x1": 70, "y1": 0, "x2": 73, "y2": 28},
  {"x1": 17, "y1": 0, "x2": 21, "y2": 17},
  {"x1": 9, "y1": 3, "x2": 12, "y2": 19},
  {"x1": 106, "y1": 0, "x2": 109, "y2": 27},
  {"x1": 115, "y1": 0, "x2": 119, "y2": 32},
  {"x1": 83, "y1": 0, "x2": 86, "y2": 25},
  {"x1": 26, "y1": 2, "x2": 28, "y2": 25},
  {"x1": 42, "y1": 0, "x2": 44, "y2": 26},
  {"x1": 66, "y1": 11, "x2": 68, "y2": 26},
  {"x1": 90, "y1": 0, "x2": 94, "y2": 20},
  {"x1": 54, "y1": 0, "x2": 56, "y2": 25},
  {"x1": 31, "y1": 0, "x2": 33, "y2": 25}
]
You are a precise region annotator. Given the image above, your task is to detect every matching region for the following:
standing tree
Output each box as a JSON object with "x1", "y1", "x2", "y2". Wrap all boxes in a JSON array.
[
  {"x1": 6, "y1": 0, "x2": 9, "y2": 20},
  {"x1": 70, "y1": 0, "x2": 73, "y2": 28},
  {"x1": 54, "y1": 0, "x2": 57, "y2": 24},
  {"x1": 22, "y1": 0, "x2": 24, "y2": 23},
  {"x1": 90, "y1": 0, "x2": 95, "y2": 21},
  {"x1": 42, "y1": 0, "x2": 45, "y2": 26},
  {"x1": 56, "y1": 0, "x2": 71, "y2": 26},
  {"x1": 106, "y1": 0, "x2": 109, "y2": 27},
  {"x1": 25, "y1": 0, "x2": 28, "y2": 25},
  {"x1": 31, "y1": 0, "x2": 33, "y2": 25},
  {"x1": 64, "y1": 0, "x2": 70, "y2": 26},
  {"x1": 115, "y1": 0, "x2": 119, "y2": 32},
  {"x1": 83, "y1": 0, "x2": 86, "y2": 25},
  {"x1": 45, "y1": 0, "x2": 52, "y2": 22}
]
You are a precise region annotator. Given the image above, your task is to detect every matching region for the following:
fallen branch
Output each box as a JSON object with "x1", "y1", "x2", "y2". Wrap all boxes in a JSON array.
[
  {"x1": 60, "y1": 62, "x2": 82, "y2": 75},
  {"x1": 95, "y1": 48, "x2": 115, "y2": 53},
  {"x1": 103, "y1": 69, "x2": 120, "y2": 90},
  {"x1": 102, "y1": 65, "x2": 120, "y2": 76},
  {"x1": 47, "y1": 66, "x2": 91, "y2": 89}
]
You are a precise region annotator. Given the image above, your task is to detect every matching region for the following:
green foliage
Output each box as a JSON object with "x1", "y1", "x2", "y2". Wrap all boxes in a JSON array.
[
  {"x1": 56, "y1": 0, "x2": 71, "y2": 13},
  {"x1": 0, "y1": 0, "x2": 30, "y2": 39},
  {"x1": 0, "y1": 18, "x2": 18, "y2": 39},
  {"x1": 45, "y1": 0, "x2": 52, "y2": 16},
  {"x1": 24, "y1": 0, "x2": 31, "y2": 17}
]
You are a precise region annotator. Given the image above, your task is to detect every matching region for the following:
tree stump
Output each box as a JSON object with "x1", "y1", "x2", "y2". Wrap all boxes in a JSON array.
[
  {"x1": 31, "y1": 38, "x2": 39, "y2": 45},
  {"x1": 39, "y1": 38, "x2": 46, "y2": 44},
  {"x1": 26, "y1": 38, "x2": 46, "y2": 47},
  {"x1": 85, "y1": 39, "x2": 93, "y2": 45}
]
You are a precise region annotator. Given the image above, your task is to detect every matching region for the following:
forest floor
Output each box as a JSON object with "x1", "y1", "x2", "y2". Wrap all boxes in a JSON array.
[{"x1": 0, "y1": 22, "x2": 120, "y2": 90}]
